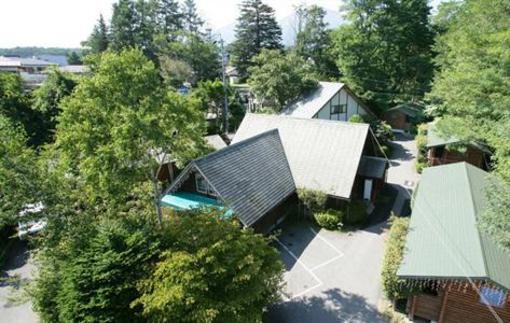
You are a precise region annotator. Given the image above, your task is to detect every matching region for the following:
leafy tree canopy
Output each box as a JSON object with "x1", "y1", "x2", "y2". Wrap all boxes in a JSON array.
[
  {"x1": 427, "y1": 0, "x2": 510, "y2": 250},
  {"x1": 54, "y1": 49, "x2": 207, "y2": 208},
  {"x1": 248, "y1": 49, "x2": 318, "y2": 112},
  {"x1": 134, "y1": 211, "x2": 284, "y2": 323},
  {"x1": 332, "y1": 0, "x2": 435, "y2": 113},
  {"x1": 32, "y1": 68, "x2": 77, "y2": 144},
  {"x1": 0, "y1": 115, "x2": 39, "y2": 229},
  {"x1": 294, "y1": 5, "x2": 339, "y2": 79}
]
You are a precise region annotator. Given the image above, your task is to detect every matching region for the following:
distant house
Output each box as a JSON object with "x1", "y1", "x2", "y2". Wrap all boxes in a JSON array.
[
  {"x1": 398, "y1": 163, "x2": 510, "y2": 322},
  {"x1": 0, "y1": 56, "x2": 54, "y2": 87},
  {"x1": 233, "y1": 114, "x2": 387, "y2": 206},
  {"x1": 383, "y1": 103, "x2": 424, "y2": 132},
  {"x1": 281, "y1": 81, "x2": 376, "y2": 121},
  {"x1": 426, "y1": 122, "x2": 490, "y2": 169},
  {"x1": 58, "y1": 65, "x2": 88, "y2": 74},
  {"x1": 162, "y1": 130, "x2": 297, "y2": 233},
  {"x1": 225, "y1": 66, "x2": 239, "y2": 85}
]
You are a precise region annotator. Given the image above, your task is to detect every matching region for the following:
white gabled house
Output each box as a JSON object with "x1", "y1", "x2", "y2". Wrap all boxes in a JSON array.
[{"x1": 281, "y1": 81, "x2": 376, "y2": 121}]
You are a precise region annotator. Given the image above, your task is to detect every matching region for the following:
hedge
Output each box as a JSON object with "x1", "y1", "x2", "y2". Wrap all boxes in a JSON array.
[{"x1": 381, "y1": 215, "x2": 421, "y2": 300}]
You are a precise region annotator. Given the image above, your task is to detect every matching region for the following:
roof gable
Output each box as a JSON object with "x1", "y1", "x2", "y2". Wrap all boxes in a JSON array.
[
  {"x1": 398, "y1": 162, "x2": 510, "y2": 290},
  {"x1": 232, "y1": 114, "x2": 370, "y2": 198},
  {"x1": 282, "y1": 81, "x2": 344, "y2": 118},
  {"x1": 168, "y1": 129, "x2": 295, "y2": 227}
]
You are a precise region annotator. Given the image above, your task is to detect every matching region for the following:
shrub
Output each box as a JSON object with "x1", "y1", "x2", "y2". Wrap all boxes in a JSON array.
[
  {"x1": 344, "y1": 201, "x2": 367, "y2": 225},
  {"x1": 415, "y1": 123, "x2": 429, "y2": 172},
  {"x1": 297, "y1": 188, "x2": 327, "y2": 213},
  {"x1": 314, "y1": 209, "x2": 343, "y2": 230},
  {"x1": 348, "y1": 114, "x2": 365, "y2": 123},
  {"x1": 381, "y1": 215, "x2": 421, "y2": 300}
]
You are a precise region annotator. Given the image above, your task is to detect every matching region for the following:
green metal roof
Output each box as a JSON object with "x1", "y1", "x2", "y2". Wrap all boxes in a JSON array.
[{"x1": 397, "y1": 162, "x2": 510, "y2": 291}]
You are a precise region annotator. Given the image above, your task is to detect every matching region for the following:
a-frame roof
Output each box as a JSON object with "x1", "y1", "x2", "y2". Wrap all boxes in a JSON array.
[{"x1": 167, "y1": 129, "x2": 296, "y2": 227}]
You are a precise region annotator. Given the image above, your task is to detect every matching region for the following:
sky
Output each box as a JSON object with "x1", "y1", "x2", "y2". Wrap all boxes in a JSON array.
[{"x1": 0, "y1": 0, "x2": 444, "y2": 48}]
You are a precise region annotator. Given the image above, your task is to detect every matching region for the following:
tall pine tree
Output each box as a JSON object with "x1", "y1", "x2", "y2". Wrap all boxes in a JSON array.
[
  {"x1": 332, "y1": 0, "x2": 435, "y2": 113},
  {"x1": 82, "y1": 14, "x2": 109, "y2": 54},
  {"x1": 182, "y1": 0, "x2": 203, "y2": 35},
  {"x1": 230, "y1": 0, "x2": 282, "y2": 80},
  {"x1": 295, "y1": 5, "x2": 338, "y2": 79},
  {"x1": 149, "y1": 0, "x2": 182, "y2": 39},
  {"x1": 110, "y1": 0, "x2": 138, "y2": 50}
]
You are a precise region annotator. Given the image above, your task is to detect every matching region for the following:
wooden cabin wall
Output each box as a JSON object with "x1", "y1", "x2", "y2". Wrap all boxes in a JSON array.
[{"x1": 410, "y1": 286, "x2": 510, "y2": 323}]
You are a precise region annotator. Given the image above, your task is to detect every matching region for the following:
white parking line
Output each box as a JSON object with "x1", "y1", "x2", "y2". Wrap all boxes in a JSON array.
[
  {"x1": 309, "y1": 227, "x2": 344, "y2": 256},
  {"x1": 278, "y1": 227, "x2": 345, "y2": 300}
]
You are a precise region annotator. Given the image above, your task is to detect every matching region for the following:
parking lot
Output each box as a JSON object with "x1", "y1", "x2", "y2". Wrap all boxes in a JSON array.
[{"x1": 266, "y1": 220, "x2": 388, "y2": 323}]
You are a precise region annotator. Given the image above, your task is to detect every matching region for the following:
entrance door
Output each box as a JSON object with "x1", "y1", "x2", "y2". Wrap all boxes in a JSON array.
[{"x1": 363, "y1": 179, "x2": 373, "y2": 201}]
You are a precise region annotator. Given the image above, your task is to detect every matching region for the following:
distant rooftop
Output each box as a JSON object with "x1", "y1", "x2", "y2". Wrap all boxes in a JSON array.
[{"x1": 0, "y1": 56, "x2": 54, "y2": 67}]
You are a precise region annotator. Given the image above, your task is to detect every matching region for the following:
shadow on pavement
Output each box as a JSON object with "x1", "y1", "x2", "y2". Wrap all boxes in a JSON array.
[
  {"x1": 0, "y1": 240, "x2": 30, "y2": 288},
  {"x1": 265, "y1": 288, "x2": 387, "y2": 323}
]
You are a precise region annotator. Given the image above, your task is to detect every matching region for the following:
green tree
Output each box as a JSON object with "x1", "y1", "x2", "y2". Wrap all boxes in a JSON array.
[
  {"x1": 230, "y1": 0, "x2": 282, "y2": 80},
  {"x1": 427, "y1": 0, "x2": 510, "y2": 250},
  {"x1": 55, "y1": 49, "x2": 207, "y2": 220},
  {"x1": 248, "y1": 49, "x2": 317, "y2": 111},
  {"x1": 134, "y1": 211, "x2": 284, "y2": 323},
  {"x1": 110, "y1": 0, "x2": 138, "y2": 50},
  {"x1": 32, "y1": 68, "x2": 77, "y2": 144},
  {"x1": 31, "y1": 212, "x2": 159, "y2": 323},
  {"x1": 191, "y1": 79, "x2": 244, "y2": 133},
  {"x1": 0, "y1": 115, "x2": 38, "y2": 229},
  {"x1": 0, "y1": 72, "x2": 43, "y2": 146},
  {"x1": 149, "y1": 0, "x2": 182, "y2": 39},
  {"x1": 66, "y1": 51, "x2": 82, "y2": 64},
  {"x1": 162, "y1": 32, "x2": 221, "y2": 85},
  {"x1": 332, "y1": 0, "x2": 435, "y2": 113},
  {"x1": 182, "y1": 0, "x2": 203, "y2": 35},
  {"x1": 82, "y1": 14, "x2": 110, "y2": 54},
  {"x1": 295, "y1": 5, "x2": 338, "y2": 79}
]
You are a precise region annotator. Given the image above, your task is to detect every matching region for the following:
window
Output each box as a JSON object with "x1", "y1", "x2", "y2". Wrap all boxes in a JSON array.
[
  {"x1": 480, "y1": 287, "x2": 506, "y2": 308},
  {"x1": 195, "y1": 174, "x2": 208, "y2": 194},
  {"x1": 331, "y1": 104, "x2": 347, "y2": 114}
]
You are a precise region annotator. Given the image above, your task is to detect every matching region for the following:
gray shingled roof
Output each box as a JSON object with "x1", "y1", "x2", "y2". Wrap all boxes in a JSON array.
[
  {"x1": 168, "y1": 129, "x2": 296, "y2": 227},
  {"x1": 232, "y1": 114, "x2": 370, "y2": 199}
]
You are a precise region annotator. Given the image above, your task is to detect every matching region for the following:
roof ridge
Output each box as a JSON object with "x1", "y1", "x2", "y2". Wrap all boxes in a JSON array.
[
  {"x1": 246, "y1": 113, "x2": 370, "y2": 128},
  {"x1": 195, "y1": 128, "x2": 279, "y2": 164},
  {"x1": 463, "y1": 162, "x2": 491, "y2": 279}
]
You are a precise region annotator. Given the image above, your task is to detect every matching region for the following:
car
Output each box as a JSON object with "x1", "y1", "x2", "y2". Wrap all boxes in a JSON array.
[{"x1": 17, "y1": 203, "x2": 47, "y2": 239}]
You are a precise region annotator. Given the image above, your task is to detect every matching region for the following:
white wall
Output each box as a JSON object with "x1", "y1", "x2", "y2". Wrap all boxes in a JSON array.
[{"x1": 314, "y1": 88, "x2": 369, "y2": 121}]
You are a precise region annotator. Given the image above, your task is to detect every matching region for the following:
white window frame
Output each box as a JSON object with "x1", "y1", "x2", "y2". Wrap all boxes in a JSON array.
[{"x1": 195, "y1": 174, "x2": 208, "y2": 194}]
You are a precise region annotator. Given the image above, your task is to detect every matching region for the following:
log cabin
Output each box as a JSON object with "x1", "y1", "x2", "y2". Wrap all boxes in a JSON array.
[
  {"x1": 426, "y1": 122, "x2": 490, "y2": 170},
  {"x1": 398, "y1": 163, "x2": 510, "y2": 322}
]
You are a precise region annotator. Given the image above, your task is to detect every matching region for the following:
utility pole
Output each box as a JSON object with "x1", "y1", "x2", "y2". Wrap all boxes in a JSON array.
[{"x1": 219, "y1": 38, "x2": 229, "y2": 134}]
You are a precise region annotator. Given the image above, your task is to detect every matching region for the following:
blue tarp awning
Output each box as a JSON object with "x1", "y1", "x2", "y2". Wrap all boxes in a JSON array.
[{"x1": 161, "y1": 192, "x2": 233, "y2": 218}]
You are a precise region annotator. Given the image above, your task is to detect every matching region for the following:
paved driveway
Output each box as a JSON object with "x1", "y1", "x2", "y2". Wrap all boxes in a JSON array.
[
  {"x1": 0, "y1": 241, "x2": 38, "y2": 323},
  {"x1": 266, "y1": 220, "x2": 387, "y2": 323},
  {"x1": 387, "y1": 133, "x2": 420, "y2": 216}
]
